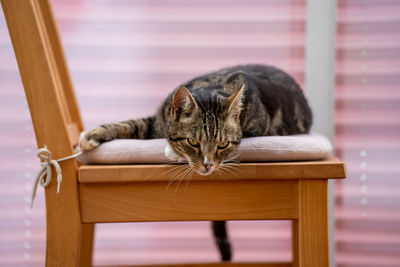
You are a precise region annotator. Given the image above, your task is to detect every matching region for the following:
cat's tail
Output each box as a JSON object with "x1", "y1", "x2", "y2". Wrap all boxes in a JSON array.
[{"x1": 212, "y1": 221, "x2": 232, "y2": 261}]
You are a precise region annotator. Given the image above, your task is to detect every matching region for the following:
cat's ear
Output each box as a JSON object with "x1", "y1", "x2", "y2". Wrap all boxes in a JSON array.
[
  {"x1": 171, "y1": 86, "x2": 197, "y2": 118},
  {"x1": 227, "y1": 84, "x2": 246, "y2": 119}
]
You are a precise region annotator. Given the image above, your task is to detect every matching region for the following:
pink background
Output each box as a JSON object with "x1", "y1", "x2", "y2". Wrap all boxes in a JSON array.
[{"x1": 0, "y1": 0, "x2": 399, "y2": 266}]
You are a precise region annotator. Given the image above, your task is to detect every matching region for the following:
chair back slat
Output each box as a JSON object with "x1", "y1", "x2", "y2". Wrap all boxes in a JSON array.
[
  {"x1": 2, "y1": 2, "x2": 84, "y2": 263},
  {"x1": 2, "y1": 0, "x2": 83, "y2": 153},
  {"x1": 32, "y1": 0, "x2": 71, "y2": 124},
  {"x1": 67, "y1": 122, "x2": 81, "y2": 147},
  {"x1": 34, "y1": 0, "x2": 84, "y2": 129}
]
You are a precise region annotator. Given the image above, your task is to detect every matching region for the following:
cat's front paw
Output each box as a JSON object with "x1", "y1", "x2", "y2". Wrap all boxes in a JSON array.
[{"x1": 79, "y1": 129, "x2": 103, "y2": 151}]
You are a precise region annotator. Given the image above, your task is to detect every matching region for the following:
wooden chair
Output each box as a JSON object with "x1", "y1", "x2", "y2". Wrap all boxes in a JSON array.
[{"x1": 1, "y1": 0, "x2": 346, "y2": 266}]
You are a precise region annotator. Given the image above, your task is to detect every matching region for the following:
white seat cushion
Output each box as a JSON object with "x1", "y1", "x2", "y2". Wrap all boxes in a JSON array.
[{"x1": 77, "y1": 133, "x2": 332, "y2": 164}]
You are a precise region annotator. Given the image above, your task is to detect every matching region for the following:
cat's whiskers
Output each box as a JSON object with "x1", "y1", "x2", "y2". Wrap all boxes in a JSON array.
[
  {"x1": 222, "y1": 161, "x2": 240, "y2": 165},
  {"x1": 222, "y1": 156, "x2": 241, "y2": 164},
  {"x1": 165, "y1": 164, "x2": 187, "y2": 175},
  {"x1": 222, "y1": 162, "x2": 240, "y2": 171},
  {"x1": 226, "y1": 153, "x2": 241, "y2": 161},
  {"x1": 216, "y1": 167, "x2": 229, "y2": 179},
  {"x1": 221, "y1": 168, "x2": 237, "y2": 178},
  {"x1": 144, "y1": 161, "x2": 183, "y2": 179},
  {"x1": 167, "y1": 166, "x2": 186, "y2": 187},
  {"x1": 172, "y1": 165, "x2": 189, "y2": 181},
  {"x1": 167, "y1": 165, "x2": 189, "y2": 189},
  {"x1": 223, "y1": 160, "x2": 241, "y2": 167},
  {"x1": 222, "y1": 166, "x2": 241, "y2": 176},
  {"x1": 174, "y1": 166, "x2": 192, "y2": 193},
  {"x1": 219, "y1": 164, "x2": 240, "y2": 178},
  {"x1": 164, "y1": 165, "x2": 186, "y2": 185},
  {"x1": 184, "y1": 168, "x2": 195, "y2": 191},
  {"x1": 222, "y1": 163, "x2": 240, "y2": 169}
]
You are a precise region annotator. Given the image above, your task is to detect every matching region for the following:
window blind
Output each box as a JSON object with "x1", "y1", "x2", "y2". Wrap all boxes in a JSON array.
[{"x1": 335, "y1": 0, "x2": 400, "y2": 266}]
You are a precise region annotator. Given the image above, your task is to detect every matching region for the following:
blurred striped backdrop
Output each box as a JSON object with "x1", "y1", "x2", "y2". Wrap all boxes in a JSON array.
[
  {"x1": 335, "y1": 0, "x2": 400, "y2": 266},
  {"x1": 1, "y1": 0, "x2": 399, "y2": 266}
]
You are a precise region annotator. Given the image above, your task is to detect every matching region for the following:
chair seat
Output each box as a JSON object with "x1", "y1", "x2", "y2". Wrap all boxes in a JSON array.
[
  {"x1": 77, "y1": 158, "x2": 345, "y2": 224},
  {"x1": 78, "y1": 157, "x2": 346, "y2": 184}
]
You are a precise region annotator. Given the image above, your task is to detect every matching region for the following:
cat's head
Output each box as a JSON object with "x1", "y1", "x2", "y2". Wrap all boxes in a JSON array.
[{"x1": 167, "y1": 85, "x2": 245, "y2": 175}]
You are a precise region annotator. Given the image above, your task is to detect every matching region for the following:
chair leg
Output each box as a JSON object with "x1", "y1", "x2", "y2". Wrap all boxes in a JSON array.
[
  {"x1": 45, "y1": 216, "x2": 80, "y2": 267},
  {"x1": 298, "y1": 180, "x2": 329, "y2": 267},
  {"x1": 79, "y1": 224, "x2": 95, "y2": 267},
  {"x1": 46, "y1": 222, "x2": 94, "y2": 267}
]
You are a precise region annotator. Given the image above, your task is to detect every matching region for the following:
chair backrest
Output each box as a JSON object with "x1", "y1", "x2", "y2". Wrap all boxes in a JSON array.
[
  {"x1": 2, "y1": 0, "x2": 83, "y2": 154},
  {"x1": 2, "y1": 0, "x2": 84, "y2": 231}
]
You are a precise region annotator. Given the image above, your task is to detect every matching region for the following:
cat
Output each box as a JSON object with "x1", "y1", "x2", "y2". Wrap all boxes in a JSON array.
[{"x1": 79, "y1": 64, "x2": 313, "y2": 261}]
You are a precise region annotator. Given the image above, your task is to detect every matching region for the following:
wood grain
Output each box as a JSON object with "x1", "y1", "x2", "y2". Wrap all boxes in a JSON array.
[
  {"x1": 78, "y1": 157, "x2": 346, "y2": 184},
  {"x1": 80, "y1": 223, "x2": 95, "y2": 267},
  {"x1": 1, "y1": 0, "x2": 85, "y2": 266},
  {"x1": 67, "y1": 122, "x2": 81, "y2": 146},
  {"x1": 35, "y1": 0, "x2": 84, "y2": 131},
  {"x1": 80, "y1": 180, "x2": 299, "y2": 223},
  {"x1": 298, "y1": 180, "x2": 329, "y2": 267}
]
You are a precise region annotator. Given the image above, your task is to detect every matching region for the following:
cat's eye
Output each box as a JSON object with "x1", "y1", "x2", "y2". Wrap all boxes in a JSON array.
[
  {"x1": 187, "y1": 138, "x2": 200, "y2": 147},
  {"x1": 217, "y1": 141, "x2": 230, "y2": 149}
]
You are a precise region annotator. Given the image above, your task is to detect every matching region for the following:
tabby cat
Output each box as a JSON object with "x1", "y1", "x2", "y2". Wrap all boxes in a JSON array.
[{"x1": 79, "y1": 64, "x2": 313, "y2": 261}]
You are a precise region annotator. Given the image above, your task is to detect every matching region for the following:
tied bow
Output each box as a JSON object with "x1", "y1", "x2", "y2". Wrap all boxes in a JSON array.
[{"x1": 31, "y1": 146, "x2": 81, "y2": 208}]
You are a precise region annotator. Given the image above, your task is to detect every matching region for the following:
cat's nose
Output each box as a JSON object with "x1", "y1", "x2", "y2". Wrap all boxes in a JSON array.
[{"x1": 204, "y1": 163, "x2": 213, "y2": 171}]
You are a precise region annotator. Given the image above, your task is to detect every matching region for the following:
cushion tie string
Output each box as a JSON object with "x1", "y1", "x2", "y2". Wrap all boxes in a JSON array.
[{"x1": 31, "y1": 146, "x2": 81, "y2": 209}]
